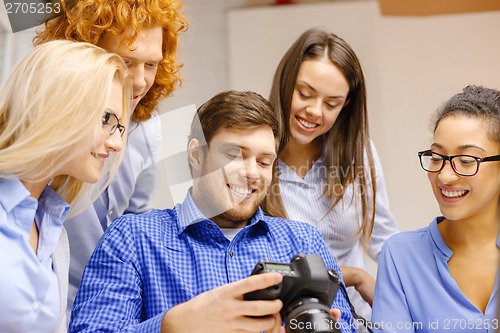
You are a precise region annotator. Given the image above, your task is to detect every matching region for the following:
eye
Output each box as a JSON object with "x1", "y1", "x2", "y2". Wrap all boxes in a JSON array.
[
  {"x1": 145, "y1": 62, "x2": 159, "y2": 69},
  {"x1": 325, "y1": 102, "x2": 337, "y2": 109},
  {"x1": 297, "y1": 90, "x2": 310, "y2": 99},
  {"x1": 121, "y1": 58, "x2": 132, "y2": 67},
  {"x1": 258, "y1": 161, "x2": 271, "y2": 168},
  {"x1": 226, "y1": 151, "x2": 242, "y2": 160},
  {"x1": 458, "y1": 156, "x2": 477, "y2": 165},
  {"x1": 102, "y1": 112, "x2": 111, "y2": 125}
]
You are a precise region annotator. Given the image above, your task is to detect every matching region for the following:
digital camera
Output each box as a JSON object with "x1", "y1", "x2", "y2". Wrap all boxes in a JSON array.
[{"x1": 244, "y1": 254, "x2": 341, "y2": 333}]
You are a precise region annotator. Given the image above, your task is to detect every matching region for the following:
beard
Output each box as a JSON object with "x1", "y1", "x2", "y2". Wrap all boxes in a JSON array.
[
  {"x1": 213, "y1": 188, "x2": 266, "y2": 226},
  {"x1": 193, "y1": 166, "x2": 268, "y2": 228}
]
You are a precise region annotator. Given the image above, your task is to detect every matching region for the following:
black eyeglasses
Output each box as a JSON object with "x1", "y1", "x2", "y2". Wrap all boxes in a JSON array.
[
  {"x1": 102, "y1": 111, "x2": 126, "y2": 137},
  {"x1": 418, "y1": 149, "x2": 500, "y2": 176}
]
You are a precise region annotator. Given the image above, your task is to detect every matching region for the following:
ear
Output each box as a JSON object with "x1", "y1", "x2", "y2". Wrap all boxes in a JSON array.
[{"x1": 188, "y1": 138, "x2": 204, "y2": 174}]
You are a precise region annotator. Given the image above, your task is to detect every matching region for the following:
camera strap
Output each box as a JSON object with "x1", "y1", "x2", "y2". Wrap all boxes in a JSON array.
[{"x1": 338, "y1": 281, "x2": 376, "y2": 333}]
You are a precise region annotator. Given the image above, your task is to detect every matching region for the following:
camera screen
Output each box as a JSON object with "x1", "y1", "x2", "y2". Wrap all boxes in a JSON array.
[{"x1": 265, "y1": 263, "x2": 292, "y2": 271}]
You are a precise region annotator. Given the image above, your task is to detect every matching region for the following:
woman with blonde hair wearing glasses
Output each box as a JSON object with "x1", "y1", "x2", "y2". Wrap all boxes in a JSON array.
[
  {"x1": 0, "y1": 40, "x2": 131, "y2": 332},
  {"x1": 372, "y1": 85, "x2": 500, "y2": 332}
]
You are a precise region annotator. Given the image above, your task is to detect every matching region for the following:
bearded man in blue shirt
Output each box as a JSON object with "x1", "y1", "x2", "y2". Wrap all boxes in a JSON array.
[{"x1": 69, "y1": 90, "x2": 356, "y2": 333}]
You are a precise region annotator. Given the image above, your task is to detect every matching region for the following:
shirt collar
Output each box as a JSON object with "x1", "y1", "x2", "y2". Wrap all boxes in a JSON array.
[
  {"x1": 37, "y1": 185, "x2": 71, "y2": 221},
  {"x1": 0, "y1": 178, "x2": 32, "y2": 213},
  {"x1": 175, "y1": 188, "x2": 269, "y2": 234},
  {"x1": 430, "y1": 217, "x2": 454, "y2": 260}
]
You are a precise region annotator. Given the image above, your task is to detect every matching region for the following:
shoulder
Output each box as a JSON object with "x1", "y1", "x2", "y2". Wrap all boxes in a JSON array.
[
  {"x1": 381, "y1": 222, "x2": 434, "y2": 260},
  {"x1": 128, "y1": 115, "x2": 162, "y2": 148},
  {"x1": 103, "y1": 208, "x2": 178, "y2": 244}
]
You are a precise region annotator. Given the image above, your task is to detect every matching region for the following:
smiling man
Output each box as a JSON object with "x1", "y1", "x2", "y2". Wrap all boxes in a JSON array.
[{"x1": 68, "y1": 91, "x2": 356, "y2": 333}]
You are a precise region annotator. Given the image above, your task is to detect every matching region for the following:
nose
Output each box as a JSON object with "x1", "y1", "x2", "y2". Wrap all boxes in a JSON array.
[
  {"x1": 105, "y1": 130, "x2": 124, "y2": 153},
  {"x1": 437, "y1": 160, "x2": 460, "y2": 183},
  {"x1": 238, "y1": 159, "x2": 259, "y2": 181},
  {"x1": 130, "y1": 65, "x2": 147, "y2": 95},
  {"x1": 305, "y1": 99, "x2": 322, "y2": 119}
]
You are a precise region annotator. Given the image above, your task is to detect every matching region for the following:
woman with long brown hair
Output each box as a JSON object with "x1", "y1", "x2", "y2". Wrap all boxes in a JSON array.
[{"x1": 263, "y1": 27, "x2": 398, "y2": 321}]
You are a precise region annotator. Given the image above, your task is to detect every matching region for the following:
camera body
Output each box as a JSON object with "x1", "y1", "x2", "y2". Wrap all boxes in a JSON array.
[{"x1": 244, "y1": 254, "x2": 341, "y2": 333}]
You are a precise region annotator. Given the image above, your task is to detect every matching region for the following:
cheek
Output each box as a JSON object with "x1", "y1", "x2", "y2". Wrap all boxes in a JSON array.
[
  {"x1": 145, "y1": 70, "x2": 157, "y2": 90},
  {"x1": 323, "y1": 110, "x2": 341, "y2": 129},
  {"x1": 261, "y1": 170, "x2": 273, "y2": 186}
]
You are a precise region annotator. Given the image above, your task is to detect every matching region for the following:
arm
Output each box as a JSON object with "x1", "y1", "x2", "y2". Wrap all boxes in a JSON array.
[
  {"x1": 371, "y1": 242, "x2": 414, "y2": 333},
  {"x1": 69, "y1": 219, "x2": 163, "y2": 333},
  {"x1": 161, "y1": 273, "x2": 285, "y2": 333},
  {"x1": 339, "y1": 266, "x2": 375, "y2": 306},
  {"x1": 124, "y1": 117, "x2": 162, "y2": 214},
  {"x1": 365, "y1": 142, "x2": 399, "y2": 261}
]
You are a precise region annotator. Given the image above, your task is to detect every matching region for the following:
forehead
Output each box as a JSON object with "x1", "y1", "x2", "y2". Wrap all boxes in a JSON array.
[
  {"x1": 434, "y1": 115, "x2": 500, "y2": 152},
  {"x1": 209, "y1": 126, "x2": 276, "y2": 155},
  {"x1": 296, "y1": 57, "x2": 350, "y2": 96},
  {"x1": 106, "y1": 79, "x2": 124, "y2": 118},
  {"x1": 99, "y1": 26, "x2": 163, "y2": 61}
]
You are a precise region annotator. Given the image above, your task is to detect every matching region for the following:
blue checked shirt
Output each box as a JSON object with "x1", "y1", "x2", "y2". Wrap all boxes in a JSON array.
[{"x1": 69, "y1": 190, "x2": 356, "y2": 333}]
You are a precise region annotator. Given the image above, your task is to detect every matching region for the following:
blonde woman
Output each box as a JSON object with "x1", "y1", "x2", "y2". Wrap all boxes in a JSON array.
[{"x1": 0, "y1": 40, "x2": 131, "y2": 332}]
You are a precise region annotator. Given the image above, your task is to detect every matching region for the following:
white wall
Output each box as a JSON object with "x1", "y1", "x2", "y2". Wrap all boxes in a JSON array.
[
  {"x1": 2, "y1": 0, "x2": 499, "y2": 233},
  {"x1": 226, "y1": 0, "x2": 500, "y2": 232}
]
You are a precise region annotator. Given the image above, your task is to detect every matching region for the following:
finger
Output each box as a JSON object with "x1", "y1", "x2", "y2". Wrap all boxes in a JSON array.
[
  {"x1": 330, "y1": 308, "x2": 341, "y2": 321},
  {"x1": 226, "y1": 272, "x2": 283, "y2": 298},
  {"x1": 235, "y1": 312, "x2": 282, "y2": 332},
  {"x1": 241, "y1": 299, "x2": 283, "y2": 317},
  {"x1": 265, "y1": 314, "x2": 284, "y2": 333}
]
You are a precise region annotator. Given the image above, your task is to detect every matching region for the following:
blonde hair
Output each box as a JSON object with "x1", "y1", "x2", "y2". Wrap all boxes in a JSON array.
[{"x1": 0, "y1": 40, "x2": 132, "y2": 216}]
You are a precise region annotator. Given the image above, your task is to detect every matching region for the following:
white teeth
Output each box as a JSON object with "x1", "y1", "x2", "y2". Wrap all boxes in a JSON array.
[
  {"x1": 297, "y1": 118, "x2": 317, "y2": 128},
  {"x1": 230, "y1": 186, "x2": 252, "y2": 195},
  {"x1": 91, "y1": 153, "x2": 105, "y2": 162},
  {"x1": 441, "y1": 189, "x2": 467, "y2": 198}
]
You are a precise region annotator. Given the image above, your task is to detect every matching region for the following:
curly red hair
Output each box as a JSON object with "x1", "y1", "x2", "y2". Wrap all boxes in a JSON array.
[{"x1": 34, "y1": 0, "x2": 188, "y2": 122}]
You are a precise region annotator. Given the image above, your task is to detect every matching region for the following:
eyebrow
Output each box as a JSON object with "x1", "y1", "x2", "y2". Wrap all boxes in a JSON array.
[
  {"x1": 122, "y1": 55, "x2": 163, "y2": 63},
  {"x1": 431, "y1": 142, "x2": 486, "y2": 152},
  {"x1": 296, "y1": 80, "x2": 346, "y2": 99},
  {"x1": 105, "y1": 108, "x2": 121, "y2": 121}
]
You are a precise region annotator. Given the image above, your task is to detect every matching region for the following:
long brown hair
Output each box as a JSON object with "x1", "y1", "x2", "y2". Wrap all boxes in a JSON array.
[{"x1": 262, "y1": 28, "x2": 377, "y2": 247}]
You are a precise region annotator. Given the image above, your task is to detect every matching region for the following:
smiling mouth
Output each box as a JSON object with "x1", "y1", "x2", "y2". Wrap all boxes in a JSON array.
[
  {"x1": 441, "y1": 189, "x2": 468, "y2": 198},
  {"x1": 91, "y1": 152, "x2": 106, "y2": 162},
  {"x1": 227, "y1": 184, "x2": 256, "y2": 196},
  {"x1": 297, "y1": 117, "x2": 318, "y2": 129}
]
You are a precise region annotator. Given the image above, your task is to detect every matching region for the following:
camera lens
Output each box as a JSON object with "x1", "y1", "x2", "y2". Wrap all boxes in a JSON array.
[{"x1": 284, "y1": 298, "x2": 340, "y2": 333}]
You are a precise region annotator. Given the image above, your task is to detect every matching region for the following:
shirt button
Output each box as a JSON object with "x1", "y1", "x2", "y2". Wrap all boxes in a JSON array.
[
  {"x1": 207, "y1": 224, "x2": 213, "y2": 229},
  {"x1": 229, "y1": 251, "x2": 234, "y2": 257},
  {"x1": 32, "y1": 301, "x2": 39, "y2": 309},
  {"x1": 108, "y1": 210, "x2": 113, "y2": 216}
]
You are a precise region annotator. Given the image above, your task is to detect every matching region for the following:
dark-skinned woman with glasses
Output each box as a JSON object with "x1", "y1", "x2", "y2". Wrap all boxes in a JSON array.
[
  {"x1": 371, "y1": 85, "x2": 500, "y2": 333},
  {"x1": 0, "y1": 40, "x2": 131, "y2": 332}
]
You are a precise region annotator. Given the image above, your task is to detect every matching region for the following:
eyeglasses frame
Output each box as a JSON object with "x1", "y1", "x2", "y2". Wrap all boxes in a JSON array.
[
  {"x1": 418, "y1": 149, "x2": 500, "y2": 176},
  {"x1": 103, "y1": 111, "x2": 126, "y2": 137}
]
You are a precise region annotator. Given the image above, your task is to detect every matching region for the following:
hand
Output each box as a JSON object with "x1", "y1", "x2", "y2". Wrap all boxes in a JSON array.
[
  {"x1": 339, "y1": 266, "x2": 375, "y2": 306},
  {"x1": 331, "y1": 308, "x2": 341, "y2": 321},
  {"x1": 161, "y1": 272, "x2": 284, "y2": 333}
]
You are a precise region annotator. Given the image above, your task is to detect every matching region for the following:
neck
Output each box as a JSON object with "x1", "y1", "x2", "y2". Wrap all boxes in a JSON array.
[
  {"x1": 210, "y1": 215, "x2": 249, "y2": 229},
  {"x1": 439, "y1": 200, "x2": 500, "y2": 249},
  {"x1": 280, "y1": 136, "x2": 323, "y2": 178},
  {"x1": 20, "y1": 179, "x2": 51, "y2": 200}
]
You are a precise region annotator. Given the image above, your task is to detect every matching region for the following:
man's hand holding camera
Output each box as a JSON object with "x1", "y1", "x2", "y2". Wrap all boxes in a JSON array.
[{"x1": 161, "y1": 272, "x2": 286, "y2": 333}]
